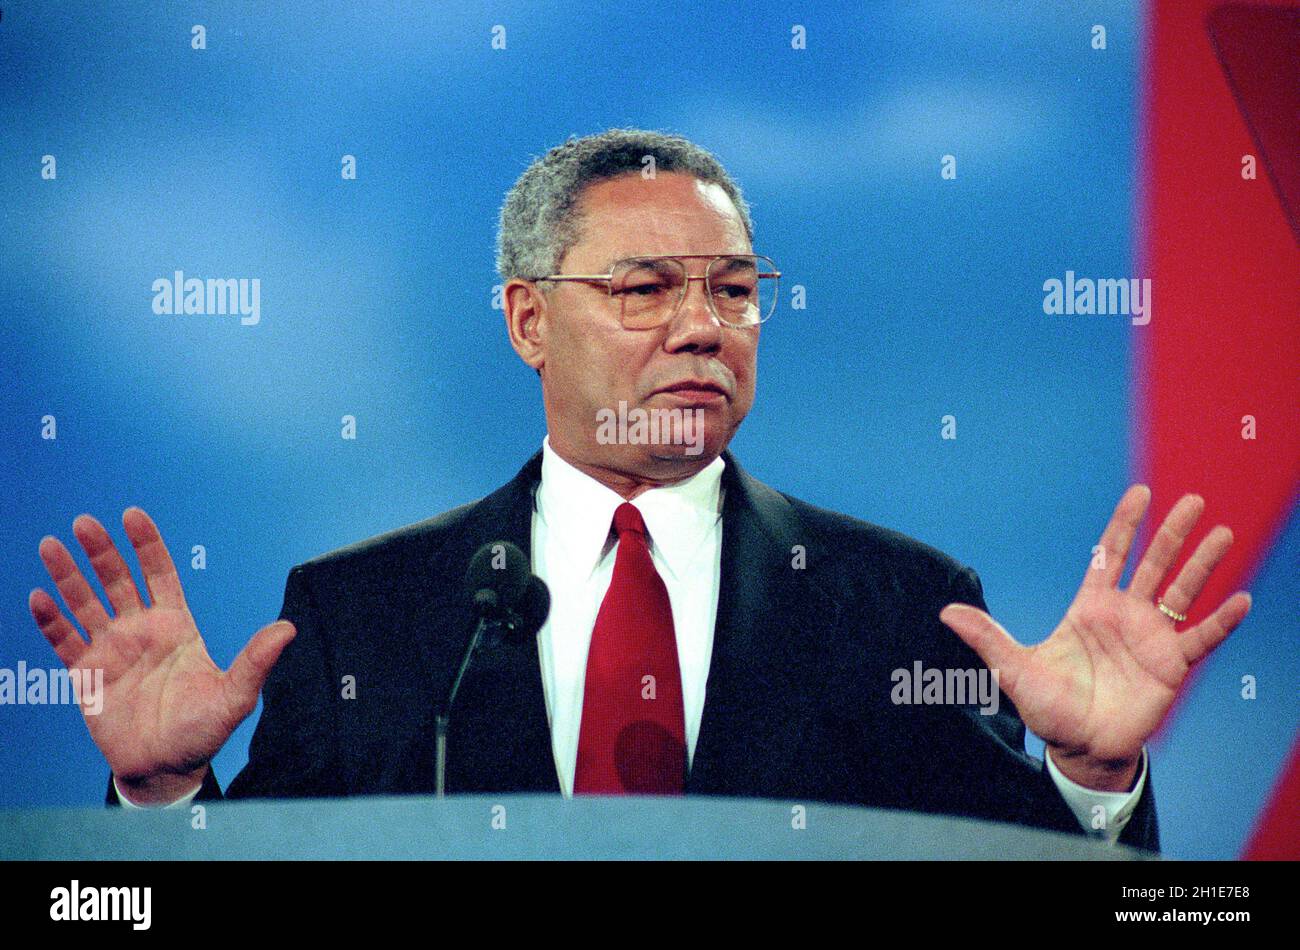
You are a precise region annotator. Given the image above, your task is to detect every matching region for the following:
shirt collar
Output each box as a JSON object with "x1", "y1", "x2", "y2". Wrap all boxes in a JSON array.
[{"x1": 537, "y1": 436, "x2": 725, "y2": 583}]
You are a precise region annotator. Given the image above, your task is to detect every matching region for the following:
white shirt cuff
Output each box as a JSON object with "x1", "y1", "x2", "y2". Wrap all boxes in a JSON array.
[
  {"x1": 113, "y1": 775, "x2": 204, "y2": 810},
  {"x1": 1044, "y1": 746, "x2": 1147, "y2": 844}
]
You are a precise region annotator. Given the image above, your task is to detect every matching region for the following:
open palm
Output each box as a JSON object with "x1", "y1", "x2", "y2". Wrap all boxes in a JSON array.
[
  {"x1": 940, "y1": 486, "x2": 1251, "y2": 784},
  {"x1": 29, "y1": 508, "x2": 295, "y2": 799}
]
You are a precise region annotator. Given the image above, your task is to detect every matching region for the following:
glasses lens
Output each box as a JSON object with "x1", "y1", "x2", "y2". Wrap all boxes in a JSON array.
[
  {"x1": 612, "y1": 258, "x2": 686, "y2": 329},
  {"x1": 707, "y1": 255, "x2": 777, "y2": 326},
  {"x1": 610, "y1": 256, "x2": 778, "y2": 328}
]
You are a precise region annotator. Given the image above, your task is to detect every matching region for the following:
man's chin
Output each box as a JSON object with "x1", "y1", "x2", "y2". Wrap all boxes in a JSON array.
[
  {"x1": 584, "y1": 398, "x2": 740, "y2": 477},
  {"x1": 645, "y1": 442, "x2": 721, "y2": 467},
  {"x1": 643, "y1": 420, "x2": 731, "y2": 468}
]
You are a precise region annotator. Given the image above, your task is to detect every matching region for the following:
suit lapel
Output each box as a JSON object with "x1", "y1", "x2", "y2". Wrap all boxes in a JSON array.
[
  {"x1": 686, "y1": 453, "x2": 843, "y2": 797},
  {"x1": 413, "y1": 451, "x2": 562, "y2": 794}
]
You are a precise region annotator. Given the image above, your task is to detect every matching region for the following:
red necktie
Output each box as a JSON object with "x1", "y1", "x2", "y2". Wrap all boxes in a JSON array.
[{"x1": 573, "y1": 503, "x2": 687, "y2": 794}]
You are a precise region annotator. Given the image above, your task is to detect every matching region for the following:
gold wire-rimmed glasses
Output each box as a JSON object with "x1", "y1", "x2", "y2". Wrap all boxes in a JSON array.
[{"x1": 525, "y1": 253, "x2": 781, "y2": 329}]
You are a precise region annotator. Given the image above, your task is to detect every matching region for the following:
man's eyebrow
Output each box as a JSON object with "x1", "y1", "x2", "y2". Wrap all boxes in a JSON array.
[
  {"x1": 713, "y1": 255, "x2": 757, "y2": 272},
  {"x1": 601, "y1": 256, "x2": 669, "y2": 273},
  {"x1": 593, "y1": 254, "x2": 756, "y2": 274}
]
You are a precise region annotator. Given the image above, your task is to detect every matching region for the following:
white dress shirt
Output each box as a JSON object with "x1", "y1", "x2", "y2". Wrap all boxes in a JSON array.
[
  {"x1": 532, "y1": 435, "x2": 725, "y2": 797},
  {"x1": 123, "y1": 435, "x2": 1148, "y2": 844}
]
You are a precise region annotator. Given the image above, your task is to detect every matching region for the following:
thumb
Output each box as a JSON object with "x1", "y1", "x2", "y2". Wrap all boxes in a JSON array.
[
  {"x1": 225, "y1": 620, "x2": 297, "y2": 717},
  {"x1": 938, "y1": 603, "x2": 1025, "y2": 680}
]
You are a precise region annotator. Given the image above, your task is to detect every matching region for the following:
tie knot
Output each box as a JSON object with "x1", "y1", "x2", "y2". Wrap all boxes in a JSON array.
[{"x1": 612, "y1": 502, "x2": 648, "y2": 538}]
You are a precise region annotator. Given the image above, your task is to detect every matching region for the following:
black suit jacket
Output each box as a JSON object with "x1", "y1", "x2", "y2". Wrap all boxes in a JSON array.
[{"x1": 109, "y1": 450, "x2": 1158, "y2": 851}]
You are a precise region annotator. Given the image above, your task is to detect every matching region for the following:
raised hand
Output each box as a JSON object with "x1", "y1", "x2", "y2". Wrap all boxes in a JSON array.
[
  {"x1": 939, "y1": 486, "x2": 1251, "y2": 791},
  {"x1": 29, "y1": 508, "x2": 296, "y2": 805}
]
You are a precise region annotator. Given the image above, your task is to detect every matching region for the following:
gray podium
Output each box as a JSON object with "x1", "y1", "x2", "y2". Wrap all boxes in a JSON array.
[{"x1": 1, "y1": 795, "x2": 1156, "y2": 860}]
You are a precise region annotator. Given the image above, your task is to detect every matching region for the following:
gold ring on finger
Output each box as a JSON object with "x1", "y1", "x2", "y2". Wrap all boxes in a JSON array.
[{"x1": 1157, "y1": 599, "x2": 1187, "y2": 623}]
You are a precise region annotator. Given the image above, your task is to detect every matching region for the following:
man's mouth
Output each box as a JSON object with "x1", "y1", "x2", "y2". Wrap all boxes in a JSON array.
[{"x1": 652, "y1": 379, "x2": 729, "y2": 403}]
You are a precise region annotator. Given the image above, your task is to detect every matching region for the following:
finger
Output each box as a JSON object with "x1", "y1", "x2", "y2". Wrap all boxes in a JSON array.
[
  {"x1": 72, "y1": 514, "x2": 145, "y2": 617},
  {"x1": 122, "y1": 507, "x2": 188, "y2": 611},
  {"x1": 938, "y1": 603, "x2": 1027, "y2": 679},
  {"x1": 1180, "y1": 592, "x2": 1251, "y2": 665},
  {"x1": 1083, "y1": 485, "x2": 1152, "y2": 591},
  {"x1": 1160, "y1": 525, "x2": 1234, "y2": 615},
  {"x1": 38, "y1": 535, "x2": 113, "y2": 636},
  {"x1": 1129, "y1": 493, "x2": 1204, "y2": 599},
  {"x1": 28, "y1": 588, "x2": 89, "y2": 668},
  {"x1": 224, "y1": 621, "x2": 297, "y2": 719}
]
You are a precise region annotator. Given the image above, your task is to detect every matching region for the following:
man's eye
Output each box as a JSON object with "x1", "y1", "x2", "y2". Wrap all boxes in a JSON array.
[
  {"x1": 622, "y1": 283, "x2": 666, "y2": 296},
  {"x1": 715, "y1": 284, "x2": 752, "y2": 298}
]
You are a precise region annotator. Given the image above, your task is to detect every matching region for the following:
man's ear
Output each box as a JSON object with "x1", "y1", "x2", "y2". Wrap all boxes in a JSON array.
[{"x1": 503, "y1": 278, "x2": 546, "y2": 372}]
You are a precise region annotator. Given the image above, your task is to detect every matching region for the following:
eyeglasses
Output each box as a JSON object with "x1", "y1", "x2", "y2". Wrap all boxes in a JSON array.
[{"x1": 526, "y1": 254, "x2": 781, "y2": 329}]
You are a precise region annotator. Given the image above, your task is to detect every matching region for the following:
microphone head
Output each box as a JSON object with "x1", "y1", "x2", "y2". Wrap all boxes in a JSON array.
[
  {"x1": 464, "y1": 541, "x2": 530, "y2": 613},
  {"x1": 508, "y1": 575, "x2": 551, "y2": 639}
]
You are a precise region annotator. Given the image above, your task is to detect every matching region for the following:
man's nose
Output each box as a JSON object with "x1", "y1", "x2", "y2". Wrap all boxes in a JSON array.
[{"x1": 664, "y1": 276, "x2": 723, "y2": 353}]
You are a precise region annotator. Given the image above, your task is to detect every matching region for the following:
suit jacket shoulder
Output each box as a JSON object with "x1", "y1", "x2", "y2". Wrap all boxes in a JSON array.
[{"x1": 776, "y1": 491, "x2": 979, "y2": 604}]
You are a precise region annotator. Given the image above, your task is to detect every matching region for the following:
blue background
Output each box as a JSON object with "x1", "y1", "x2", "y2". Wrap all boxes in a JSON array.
[{"x1": 2, "y1": 0, "x2": 1295, "y2": 859}]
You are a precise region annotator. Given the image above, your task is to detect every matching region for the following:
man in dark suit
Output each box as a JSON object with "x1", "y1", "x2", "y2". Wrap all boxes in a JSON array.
[{"x1": 30, "y1": 129, "x2": 1251, "y2": 853}]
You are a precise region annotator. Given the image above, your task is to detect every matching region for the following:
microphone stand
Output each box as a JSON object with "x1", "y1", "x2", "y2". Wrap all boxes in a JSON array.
[{"x1": 435, "y1": 592, "x2": 503, "y2": 799}]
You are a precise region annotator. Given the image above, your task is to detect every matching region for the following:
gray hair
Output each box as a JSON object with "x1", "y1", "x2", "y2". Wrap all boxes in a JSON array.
[{"x1": 496, "y1": 127, "x2": 754, "y2": 283}]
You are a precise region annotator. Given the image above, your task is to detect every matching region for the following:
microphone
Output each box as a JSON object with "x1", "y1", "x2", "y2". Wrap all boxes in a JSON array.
[
  {"x1": 464, "y1": 540, "x2": 530, "y2": 618},
  {"x1": 511, "y1": 575, "x2": 551, "y2": 640},
  {"x1": 436, "y1": 541, "x2": 550, "y2": 798}
]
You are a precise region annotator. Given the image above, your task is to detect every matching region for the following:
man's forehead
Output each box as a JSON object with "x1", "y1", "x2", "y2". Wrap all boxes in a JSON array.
[
  {"x1": 569, "y1": 173, "x2": 749, "y2": 265},
  {"x1": 579, "y1": 174, "x2": 735, "y2": 221}
]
